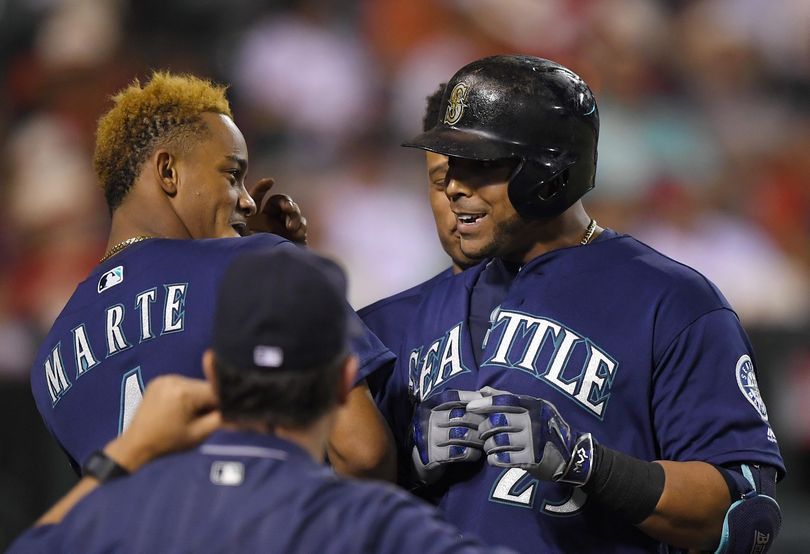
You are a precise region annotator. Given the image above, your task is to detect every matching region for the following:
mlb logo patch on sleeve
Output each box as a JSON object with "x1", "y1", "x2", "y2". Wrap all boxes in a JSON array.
[{"x1": 98, "y1": 266, "x2": 124, "y2": 293}]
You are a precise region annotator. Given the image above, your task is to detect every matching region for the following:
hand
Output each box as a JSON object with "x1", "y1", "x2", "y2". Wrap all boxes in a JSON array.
[
  {"x1": 247, "y1": 178, "x2": 308, "y2": 244},
  {"x1": 105, "y1": 375, "x2": 221, "y2": 472},
  {"x1": 466, "y1": 386, "x2": 594, "y2": 486},
  {"x1": 411, "y1": 390, "x2": 485, "y2": 484}
]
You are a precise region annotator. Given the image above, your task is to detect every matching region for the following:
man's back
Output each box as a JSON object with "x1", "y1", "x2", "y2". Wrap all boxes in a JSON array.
[
  {"x1": 10, "y1": 430, "x2": 505, "y2": 554},
  {"x1": 30, "y1": 234, "x2": 290, "y2": 467}
]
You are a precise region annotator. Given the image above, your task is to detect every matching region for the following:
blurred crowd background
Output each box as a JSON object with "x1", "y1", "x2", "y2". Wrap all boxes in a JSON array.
[{"x1": 0, "y1": 0, "x2": 808, "y2": 550}]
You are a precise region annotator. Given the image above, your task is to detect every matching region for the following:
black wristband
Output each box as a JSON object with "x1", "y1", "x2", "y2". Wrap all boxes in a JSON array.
[
  {"x1": 581, "y1": 444, "x2": 665, "y2": 524},
  {"x1": 81, "y1": 450, "x2": 130, "y2": 483}
]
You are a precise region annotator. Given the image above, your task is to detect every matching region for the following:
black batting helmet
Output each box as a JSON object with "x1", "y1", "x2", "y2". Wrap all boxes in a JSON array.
[{"x1": 403, "y1": 55, "x2": 599, "y2": 219}]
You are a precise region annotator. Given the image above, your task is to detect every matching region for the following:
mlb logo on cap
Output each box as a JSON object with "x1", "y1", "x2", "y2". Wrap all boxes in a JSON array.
[
  {"x1": 212, "y1": 247, "x2": 356, "y2": 372},
  {"x1": 253, "y1": 346, "x2": 283, "y2": 368}
]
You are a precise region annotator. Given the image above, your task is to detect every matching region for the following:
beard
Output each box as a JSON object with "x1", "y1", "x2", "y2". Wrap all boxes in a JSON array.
[{"x1": 460, "y1": 211, "x2": 531, "y2": 262}]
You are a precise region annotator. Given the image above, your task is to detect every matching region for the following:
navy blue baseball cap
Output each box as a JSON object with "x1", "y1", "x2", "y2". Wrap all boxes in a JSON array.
[{"x1": 213, "y1": 247, "x2": 356, "y2": 372}]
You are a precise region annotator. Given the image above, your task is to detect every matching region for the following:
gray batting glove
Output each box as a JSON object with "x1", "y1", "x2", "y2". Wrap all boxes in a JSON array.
[
  {"x1": 466, "y1": 386, "x2": 594, "y2": 486},
  {"x1": 411, "y1": 390, "x2": 485, "y2": 485}
]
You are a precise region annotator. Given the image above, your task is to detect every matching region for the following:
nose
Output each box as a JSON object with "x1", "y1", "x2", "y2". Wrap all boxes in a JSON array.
[
  {"x1": 238, "y1": 185, "x2": 257, "y2": 217},
  {"x1": 445, "y1": 176, "x2": 472, "y2": 202}
]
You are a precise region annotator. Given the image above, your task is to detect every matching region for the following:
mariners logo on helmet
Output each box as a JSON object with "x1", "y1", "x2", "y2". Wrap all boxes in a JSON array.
[{"x1": 444, "y1": 82, "x2": 470, "y2": 125}]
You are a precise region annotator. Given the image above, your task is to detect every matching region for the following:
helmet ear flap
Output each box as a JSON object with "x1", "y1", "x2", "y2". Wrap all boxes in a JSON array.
[
  {"x1": 508, "y1": 154, "x2": 578, "y2": 219},
  {"x1": 536, "y1": 169, "x2": 569, "y2": 201}
]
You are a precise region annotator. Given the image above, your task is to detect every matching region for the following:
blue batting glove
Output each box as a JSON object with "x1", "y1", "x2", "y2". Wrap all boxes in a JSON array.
[
  {"x1": 411, "y1": 390, "x2": 485, "y2": 484},
  {"x1": 466, "y1": 386, "x2": 594, "y2": 486}
]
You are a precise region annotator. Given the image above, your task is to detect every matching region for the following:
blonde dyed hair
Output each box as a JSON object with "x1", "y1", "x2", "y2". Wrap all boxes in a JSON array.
[{"x1": 93, "y1": 71, "x2": 233, "y2": 211}]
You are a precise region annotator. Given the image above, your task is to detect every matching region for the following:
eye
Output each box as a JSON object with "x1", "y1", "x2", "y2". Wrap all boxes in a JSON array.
[
  {"x1": 430, "y1": 169, "x2": 449, "y2": 189},
  {"x1": 224, "y1": 169, "x2": 241, "y2": 184},
  {"x1": 431, "y1": 175, "x2": 448, "y2": 188}
]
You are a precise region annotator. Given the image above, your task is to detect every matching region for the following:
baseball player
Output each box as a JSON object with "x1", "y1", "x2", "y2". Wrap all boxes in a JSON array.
[
  {"x1": 10, "y1": 248, "x2": 514, "y2": 554},
  {"x1": 380, "y1": 56, "x2": 785, "y2": 553},
  {"x1": 361, "y1": 83, "x2": 479, "y2": 401},
  {"x1": 29, "y1": 72, "x2": 395, "y2": 481}
]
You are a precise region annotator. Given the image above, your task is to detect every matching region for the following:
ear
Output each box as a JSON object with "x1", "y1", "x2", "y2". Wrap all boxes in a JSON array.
[
  {"x1": 202, "y1": 349, "x2": 218, "y2": 390},
  {"x1": 154, "y1": 149, "x2": 179, "y2": 197},
  {"x1": 336, "y1": 355, "x2": 359, "y2": 406}
]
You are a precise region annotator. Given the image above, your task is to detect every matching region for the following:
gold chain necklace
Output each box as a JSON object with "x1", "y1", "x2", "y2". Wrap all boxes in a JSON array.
[
  {"x1": 580, "y1": 219, "x2": 597, "y2": 245},
  {"x1": 99, "y1": 236, "x2": 152, "y2": 263}
]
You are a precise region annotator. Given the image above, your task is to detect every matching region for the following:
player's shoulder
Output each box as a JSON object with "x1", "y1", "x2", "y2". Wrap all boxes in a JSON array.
[
  {"x1": 598, "y1": 232, "x2": 731, "y2": 308},
  {"x1": 188, "y1": 233, "x2": 294, "y2": 256},
  {"x1": 358, "y1": 268, "x2": 455, "y2": 321}
]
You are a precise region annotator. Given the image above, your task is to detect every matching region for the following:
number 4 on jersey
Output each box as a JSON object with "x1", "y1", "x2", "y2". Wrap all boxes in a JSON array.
[{"x1": 119, "y1": 367, "x2": 144, "y2": 435}]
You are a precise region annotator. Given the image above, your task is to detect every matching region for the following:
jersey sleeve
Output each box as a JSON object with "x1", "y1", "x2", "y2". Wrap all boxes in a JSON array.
[
  {"x1": 373, "y1": 343, "x2": 416, "y2": 487},
  {"x1": 651, "y1": 308, "x2": 785, "y2": 476},
  {"x1": 358, "y1": 289, "x2": 424, "y2": 400},
  {"x1": 348, "y1": 312, "x2": 396, "y2": 387}
]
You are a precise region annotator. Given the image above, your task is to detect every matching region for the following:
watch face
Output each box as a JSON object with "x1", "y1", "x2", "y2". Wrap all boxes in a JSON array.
[{"x1": 83, "y1": 451, "x2": 128, "y2": 483}]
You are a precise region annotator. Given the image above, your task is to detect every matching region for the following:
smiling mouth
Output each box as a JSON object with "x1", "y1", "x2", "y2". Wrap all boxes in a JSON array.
[{"x1": 456, "y1": 213, "x2": 486, "y2": 225}]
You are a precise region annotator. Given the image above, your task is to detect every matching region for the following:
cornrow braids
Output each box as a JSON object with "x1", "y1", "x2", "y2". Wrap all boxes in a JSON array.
[{"x1": 93, "y1": 71, "x2": 232, "y2": 212}]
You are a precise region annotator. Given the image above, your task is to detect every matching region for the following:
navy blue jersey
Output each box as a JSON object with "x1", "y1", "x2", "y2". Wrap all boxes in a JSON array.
[
  {"x1": 359, "y1": 267, "x2": 455, "y2": 399},
  {"x1": 30, "y1": 235, "x2": 394, "y2": 468},
  {"x1": 8, "y1": 430, "x2": 513, "y2": 554},
  {"x1": 380, "y1": 231, "x2": 784, "y2": 553}
]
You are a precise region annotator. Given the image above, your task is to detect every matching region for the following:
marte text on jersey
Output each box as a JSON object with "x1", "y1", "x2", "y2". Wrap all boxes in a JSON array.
[{"x1": 42, "y1": 283, "x2": 188, "y2": 406}]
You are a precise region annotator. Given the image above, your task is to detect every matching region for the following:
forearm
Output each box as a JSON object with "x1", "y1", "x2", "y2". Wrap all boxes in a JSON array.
[
  {"x1": 36, "y1": 477, "x2": 99, "y2": 526},
  {"x1": 328, "y1": 382, "x2": 396, "y2": 481},
  {"x1": 36, "y1": 436, "x2": 149, "y2": 526},
  {"x1": 35, "y1": 376, "x2": 220, "y2": 527},
  {"x1": 637, "y1": 461, "x2": 730, "y2": 550},
  {"x1": 582, "y1": 445, "x2": 730, "y2": 550}
]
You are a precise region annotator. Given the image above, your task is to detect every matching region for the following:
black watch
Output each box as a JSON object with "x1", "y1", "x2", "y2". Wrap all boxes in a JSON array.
[{"x1": 82, "y1": 450, "x2": 129, "y2": 483}]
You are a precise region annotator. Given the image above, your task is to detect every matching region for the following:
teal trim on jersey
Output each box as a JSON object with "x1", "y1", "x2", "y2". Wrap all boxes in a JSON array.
[
  {"x1": 409, "y1": 321, "x2": 472, "y2": 402},
  {"x1": 480, "y1": 307, "x2": 619, "y2": 421},
  {"x1": 160, "y1": 283, "x2": 188, "y2": 335},
  {"x1": 488, "y1": 468, "x2": 538, "y2": 509},
  {"x1": 541, "y1": 487, "x2": 587, "y2": 518}
]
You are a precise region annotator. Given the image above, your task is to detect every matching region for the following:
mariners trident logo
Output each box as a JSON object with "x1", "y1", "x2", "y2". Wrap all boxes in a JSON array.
[
  {"x1": 736, "y1": 354, "x2": 768, "y2": 421},
  {"x1": 736, "y1": 354, "x2": 778, "y2": 444},
  {"x1": 444, "y1": 82, "x2": 470, "y2": 125}
]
